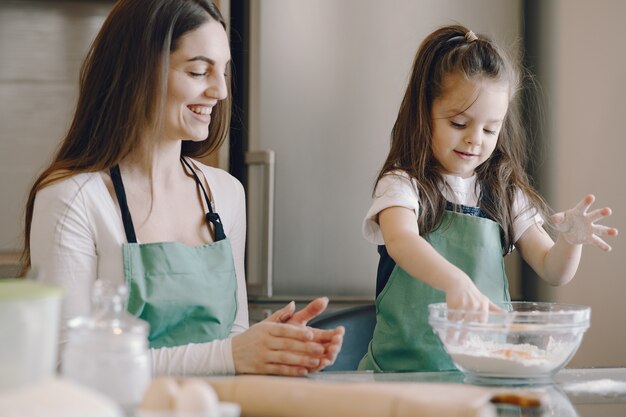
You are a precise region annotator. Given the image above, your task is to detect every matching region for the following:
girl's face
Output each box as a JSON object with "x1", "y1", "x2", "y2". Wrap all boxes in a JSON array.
[
  {"x1": 164, "y1": 19, "x2": 230, "y2": 142},
  {"x1": 430, "y1": 73, "x2": 510, "y2": 178}
]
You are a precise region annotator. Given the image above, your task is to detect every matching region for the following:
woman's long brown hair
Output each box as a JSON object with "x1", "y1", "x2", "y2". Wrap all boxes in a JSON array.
[
  {"x1": 22, "y1": 0, "x2": 231, "y2": 270},
  {"x1": 376, "y1": 24, "x2": 549, "y2": 254}
]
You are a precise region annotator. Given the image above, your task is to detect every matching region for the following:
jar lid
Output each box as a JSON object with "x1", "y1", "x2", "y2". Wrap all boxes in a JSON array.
[
  {"x1": 0, "y1": 279, "x2": 63, "y2": 301},
  {"x1": 67, "y1": 281, "x2": 148, "y2": 336}
]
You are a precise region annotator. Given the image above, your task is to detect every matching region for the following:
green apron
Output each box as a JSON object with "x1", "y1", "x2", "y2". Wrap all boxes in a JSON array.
[
  {"x1": 110, "y1": 158, "x2": 238, "y2": 349},
  {"x1": 359, "y1": 209, "x2": 510, "y2": 372}
]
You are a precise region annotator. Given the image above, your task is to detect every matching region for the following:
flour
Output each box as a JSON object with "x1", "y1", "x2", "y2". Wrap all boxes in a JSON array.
[
  {"x1": 563, "y1": 379, "x2": 626, "y2": 395},
  {"x1": 446, "y1": 335, "x2": 569, "y2": 377}
]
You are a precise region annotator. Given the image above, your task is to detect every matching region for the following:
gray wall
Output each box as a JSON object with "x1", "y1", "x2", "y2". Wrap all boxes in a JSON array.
[
  {"x1": 248, "y1": 0, "x2": 626, "y2": 367},
  {"x1": 248, "y1": 0, "x2": 524, "y2": 297},
  {"x1": 0, "y1": 1, "x2": 110, "y2": 253},
  {"x1": 540, "y1": 0, "x2": 626, "y2": 368}
]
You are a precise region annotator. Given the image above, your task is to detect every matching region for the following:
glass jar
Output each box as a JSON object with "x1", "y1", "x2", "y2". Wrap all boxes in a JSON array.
[{"x1": 61, "y1": 281, "x2": 151, "y2": 413}]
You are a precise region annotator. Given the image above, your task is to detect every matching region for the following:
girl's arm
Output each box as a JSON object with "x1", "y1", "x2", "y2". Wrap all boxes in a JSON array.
[
  {"x1": 379, "y1": 206, "x2": 500, "y2": 312},
  {"x1": 515, "y1": 194, "x2": 618, "y2": 286},
  {"x1": 515, "y1": 223, "x2": 582, "y2": 286}
]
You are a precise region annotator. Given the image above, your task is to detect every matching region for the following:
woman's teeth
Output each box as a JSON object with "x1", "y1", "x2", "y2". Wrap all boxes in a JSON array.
[{"x1": 188, "y1": 106, "x2": 211, "y2": 115}]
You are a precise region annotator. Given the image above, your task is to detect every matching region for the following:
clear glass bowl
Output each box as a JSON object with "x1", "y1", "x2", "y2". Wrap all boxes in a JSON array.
[{"x1": 428, "y1": 302, "x2": 591, "y2": 383}]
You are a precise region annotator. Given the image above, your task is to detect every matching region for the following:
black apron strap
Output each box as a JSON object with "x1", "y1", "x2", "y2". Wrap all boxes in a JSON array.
[
  {"x1": 109, "y1": 165, "x2": 138, "y2": 243},
  {"x1": 376, "y1": 245, "x2": 396, "y2": 297},
  {"x1": 180, "y1": 157, "x2": 226, "y2": 242}
]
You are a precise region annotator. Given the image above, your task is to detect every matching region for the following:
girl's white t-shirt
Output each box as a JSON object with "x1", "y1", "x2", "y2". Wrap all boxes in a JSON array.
[
  {"x1": 363, "y1": 170, "x2": 542, "y2": 246},
  {"x1": 30, "y1": 161, "x2": 248, "y2": 376}
]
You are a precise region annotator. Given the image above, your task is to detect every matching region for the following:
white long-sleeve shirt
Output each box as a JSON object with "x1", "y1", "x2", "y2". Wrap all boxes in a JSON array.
[{"x1": 30, "y1": 161, "x2": 249, "y2": 376}]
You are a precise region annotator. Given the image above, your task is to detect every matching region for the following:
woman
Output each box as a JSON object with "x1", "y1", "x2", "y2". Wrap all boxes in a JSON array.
[{"x1": 23, "y1": 0, "x2": 343, "y2": 376}]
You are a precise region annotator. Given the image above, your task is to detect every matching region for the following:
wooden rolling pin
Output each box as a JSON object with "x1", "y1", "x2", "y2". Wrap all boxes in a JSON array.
[{"x1": 203, "y1": 376, "x2": 503, "y2": 417}]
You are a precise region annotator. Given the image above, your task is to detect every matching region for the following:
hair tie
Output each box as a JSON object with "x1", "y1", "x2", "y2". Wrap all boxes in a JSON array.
[{"x1": 465, "y1": 30, "x2": 478, "y2": 42}]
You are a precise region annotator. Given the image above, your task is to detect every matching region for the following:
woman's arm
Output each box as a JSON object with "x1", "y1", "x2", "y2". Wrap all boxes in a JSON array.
[
  {"x1": 30, "y1": 174, "x2": 239, "y2": 376},
  {"x1": 30, "y1": 177, "x2": 99, "y2": 355},
  {"x1": 226, "y1": 174, "x2": 249, "y2": 336}
]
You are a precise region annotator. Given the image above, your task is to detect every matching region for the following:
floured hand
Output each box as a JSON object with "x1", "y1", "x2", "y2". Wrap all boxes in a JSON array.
[{"x1": 551, "y1": 194, "x2": 618, "y2": 252}]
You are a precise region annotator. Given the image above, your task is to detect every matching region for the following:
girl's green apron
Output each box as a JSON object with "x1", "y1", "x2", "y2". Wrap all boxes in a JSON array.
[
  {"x1": 110, "y1": 158, "x2": 237, "y2": 349},
  {"x1": 359, "y1": 209, "x2": 510, "y2": 372}
]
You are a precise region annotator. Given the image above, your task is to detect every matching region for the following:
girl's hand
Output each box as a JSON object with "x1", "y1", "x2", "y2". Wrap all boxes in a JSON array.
[
  {"x1": 231, "y1": 321, "x2": 328, "y2": 376},
  {"x1": 445, "y1": 275, "x2": 502, "y2": 322},
  {"x1": 551, "y1": 194, "x2": 618, "y2": 252},
  {"x1": 266, "y1": 298, "x2": 345, "y2": 372}
]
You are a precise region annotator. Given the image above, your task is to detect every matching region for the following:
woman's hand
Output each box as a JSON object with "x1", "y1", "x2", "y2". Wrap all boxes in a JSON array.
[
  {"x1": 551, "y1": 194, "x2": 618, "y2": 252},
  {"x1": 232, "y1": 297, "x2": 344, "y2": 376},
  {"x1": 231, "y1": 321, "x2": 327, "y2": 376},
  {"x1": 266, "y1": 297, "x2": 345, "y2": 372}
]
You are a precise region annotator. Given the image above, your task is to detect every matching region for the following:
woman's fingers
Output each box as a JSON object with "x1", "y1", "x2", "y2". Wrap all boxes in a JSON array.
[
  {"x1": 265, "y1": 301, "x2": 296, "y2": 323},
  {"x1": 264, "y1": 335, "x2": 325, "y2": 355},
  {"x1": 308, "y1": 334, "x2": 344, "y2": 372},
  {"x1": 262, "y1": 298, "x2": 344, "y2": 373},
  {"x1": 295, "y1": 328, "x2": 344, "y2": 372},
  {"x1": 235, "y1": 298, "x2": 346, "y2": 376},
  {"x1": 263, "y1": 350, "x2": 322, "y2": 369},
  {"x1": 307, "y1": 325, "x2": 344, "y2": 343},
  {"x1": 249, "y1": 336, "x2": 326, "y2": 376},
  {"x1": 259, "y1": 363, "x2": 310, "y2": 377},
  {"x1": 286, "y1": 297, "x2": 329, "y2": 326},
  {"x1": 317, "y1": 331, "x2": 344, "y2": 357},
  {"x1": 266, "y1": 321, "x2": 314, "y2": 340},
  {"x1": 326, "y1": 332, "x2": 344, "y2": 358},
  {"x1": 233, "y1": 321, "x2": 334, "y2": 376}
]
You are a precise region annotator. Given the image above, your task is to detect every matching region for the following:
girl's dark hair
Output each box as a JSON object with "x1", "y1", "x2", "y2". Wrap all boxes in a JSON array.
[
  {"x1": 22, "y1": 0, "x2": 230, "y2": 269},
  {"x1": 376, "y1": 24, "x2": 549, "y2": 254}
]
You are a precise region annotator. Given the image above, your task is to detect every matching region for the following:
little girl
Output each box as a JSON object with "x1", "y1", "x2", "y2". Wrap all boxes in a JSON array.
[{"x1": 359, "y1": 24, "x2": 618, "y2": 372}]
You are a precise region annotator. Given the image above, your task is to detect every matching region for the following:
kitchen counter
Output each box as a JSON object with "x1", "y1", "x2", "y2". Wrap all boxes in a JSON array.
[
  {"x1": 128, "y1": 367, "x2": 626, "y2": 417},
  {"x1": 308, "y1": 367, "x2": 626, "y2": 416}
]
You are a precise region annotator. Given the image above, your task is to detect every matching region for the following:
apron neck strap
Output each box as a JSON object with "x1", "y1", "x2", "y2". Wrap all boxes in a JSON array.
[
  {"x1": 180, "y1": 157, "x2": 226, "y2": 242},
  {"x1": 109, "y1": 160, "x2": 227, "y2": 243},
  {"x1": 110, "y1": 164, "x2": 138, "y2": 243},
  {"x1": 180, "y1": 157, "x2": 213, "y2": 212}
]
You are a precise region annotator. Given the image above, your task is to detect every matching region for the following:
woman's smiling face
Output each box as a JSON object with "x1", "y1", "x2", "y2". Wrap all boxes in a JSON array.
[
  {"x1": 430, "y1": 73, "x2": 510, "y2": 178},
  {"x1": 164, "y1": 19, "x2": 230, "y2": 142}
]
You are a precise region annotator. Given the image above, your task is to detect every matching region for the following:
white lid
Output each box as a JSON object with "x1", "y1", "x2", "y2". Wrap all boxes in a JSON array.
[{"x1": 0, "y1": 279, "x2": 63, "y2": 302}]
